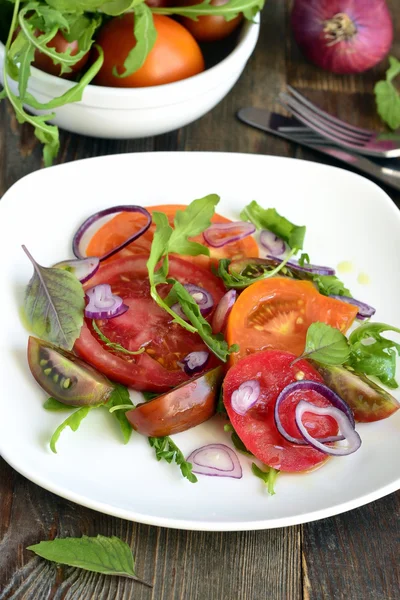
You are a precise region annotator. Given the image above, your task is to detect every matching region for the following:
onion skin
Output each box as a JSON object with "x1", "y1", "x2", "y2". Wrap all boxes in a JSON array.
[{"x1": 291, "y1": 0, "x2": 393, "y2": 74}]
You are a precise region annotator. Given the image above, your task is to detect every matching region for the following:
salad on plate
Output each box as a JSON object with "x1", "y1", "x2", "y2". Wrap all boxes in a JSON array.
[{"x1": 21, "y1": 194, "x2": 400, "y2": 491}]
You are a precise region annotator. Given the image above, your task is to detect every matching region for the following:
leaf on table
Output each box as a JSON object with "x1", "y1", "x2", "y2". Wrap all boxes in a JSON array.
[
  {"x1": 27, "y1": 535, "x2": 151, "y2": 585},
  {"x1": 22, "y1": 246, "x2": 85, "y2": 350}
]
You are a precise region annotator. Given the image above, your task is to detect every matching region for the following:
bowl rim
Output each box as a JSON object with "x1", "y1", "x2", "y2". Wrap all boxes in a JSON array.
[{"x1": 0, "y1": 16, "x2": 260, "y2": 99}]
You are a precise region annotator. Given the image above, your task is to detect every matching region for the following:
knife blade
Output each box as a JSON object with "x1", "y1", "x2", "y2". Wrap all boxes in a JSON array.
[{"x1": 237, "y1": 107, "x2": 400, "y2": 193}]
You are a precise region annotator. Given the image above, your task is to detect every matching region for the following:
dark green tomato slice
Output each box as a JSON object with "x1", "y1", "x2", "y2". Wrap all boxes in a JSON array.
[
  {"x1": 126, "y1": 366, "x2": 224, "y2": 437},
  {"x1": 313, "y1": 362, "x2": 400, "y2": 423},
  {"x1": 28, "y1": 336, "x2": 114, "y2": 406}
]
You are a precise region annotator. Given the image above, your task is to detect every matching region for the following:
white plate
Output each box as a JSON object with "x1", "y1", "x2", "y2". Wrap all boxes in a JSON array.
[{"x1": 1, "y1": 152, "x2": 400, "y2": 531}]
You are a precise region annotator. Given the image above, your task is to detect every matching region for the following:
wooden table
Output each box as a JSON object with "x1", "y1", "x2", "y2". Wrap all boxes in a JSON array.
[{"x1": 1, "y1": 2, "x2": 399, "y2": 598}]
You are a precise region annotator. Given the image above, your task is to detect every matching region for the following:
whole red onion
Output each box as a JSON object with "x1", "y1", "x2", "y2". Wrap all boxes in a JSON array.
[{"x1": 291, "y1": 0, "x2": 393, "y2": 74}]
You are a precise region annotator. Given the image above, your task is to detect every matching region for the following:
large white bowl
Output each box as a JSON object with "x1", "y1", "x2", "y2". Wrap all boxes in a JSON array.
[{"x1": 0, "y1": 19, "x2": 259, "y2": 139}]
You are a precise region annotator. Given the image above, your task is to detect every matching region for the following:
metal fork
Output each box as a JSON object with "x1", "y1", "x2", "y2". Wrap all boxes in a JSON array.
[{"x1": 278, "y1": 85, "x2": 400, "y2": 159}]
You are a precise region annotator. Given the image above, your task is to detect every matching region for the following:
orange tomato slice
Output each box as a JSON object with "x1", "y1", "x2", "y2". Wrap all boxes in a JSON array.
[
  {"x1": 227, "y1": 277, "x2": 358, "y2": 362},
  {"x1": 86, "y1": 204, "x2": 259, "y2": 268}
]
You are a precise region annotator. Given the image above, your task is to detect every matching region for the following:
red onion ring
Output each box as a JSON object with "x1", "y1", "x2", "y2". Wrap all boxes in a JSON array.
[
  {"x1": 266, "y1": 255, "x2": 335, "y2": 276},
  {"x1": 295, "y1": 401, "x2": 362, "y2": 456},
  {"x1": 260, "y1": 230, "x2": 286, "y2": 257},
  {"x1": 179, "y1": 351, "x2": 209, "y2": 375},
  {"x1": 274, "y1": 380, "x2": 355, "y2": 445},
  {"x1": 187, "y1": 444, "x2": 242, "y2": 478},
  {"x1": 203, "y1": 222, "x2": 256, "y2": 248},
  {"x1": 212, "y1": 290, "x2": 237, "y2": 334},
  {"x1": 53, "y1": 257, "x2": 99, "y2": 284},
  {"x1": 231, "y1": 379, "x2": 260, "y2": 416},
  {"x1": 85, "y1": 284, "x2": 128, "y2": 320},
  {"x1": 73, "y1": 205, "x2": 152, "y2": 262},
  {"x1": 328, "y1": 294, "x2": 376, "y2": 320}
]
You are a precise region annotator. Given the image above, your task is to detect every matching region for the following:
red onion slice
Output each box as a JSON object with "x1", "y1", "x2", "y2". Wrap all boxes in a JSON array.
[
  {"x1": 53, "y1": 257, "x2": 100, "y2": 284},
  {"x1": 295, "y1": 401, "x2": 362, "y2": 456},
  {"x1": 171, "y1": 284, "x2": 214, "y2": 320},
  {"x1": 187, "y1": 444, "x2": 242, "y2": 478},
  {"x1": 85, "y1": 284, "x2": 128, "y2": 320},
  {"x1": 231, "y1": 379, "x2": 260, "y2": 416},
  {"x1": 179, "y1": 351, "x2": 209, "y2": 375},
  {"x1": 328, "y1": 295, "x2": 376, "y2": 320},
  {"x1": 260, "y1": 230, "x2": 286, "y2": 257},
  {"x1": 212, "y1": 290, "x2": 237, "y2": 334},
  {"x1": 203, "y1": 222, "x2": 256, "y2": 248},
  {"x1": 73, "y1": 205, "x2": 152, "y2": 262},
  {"x1": 274, "y1": 380, "x2": 355, "y2": 445},
  {"x1": 266, "y1": 255, "x2": 335, "y2": 276}
]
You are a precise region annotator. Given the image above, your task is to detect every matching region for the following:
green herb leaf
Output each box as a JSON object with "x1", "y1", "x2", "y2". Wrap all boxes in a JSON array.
[
  {"x1": 217, "y1": 251, "x2": 297, "y2": 289},
  {"x1": 27, "y1": 535, "x2": 150, "y2": 585},
  {"x1": 44, "y1": 397, "x2": 73, "y2": 411},
  {"x1": 100, "y1": 0, "x2": 146, "y2": 17},
  {"x1": 231, "y1": 431, "x2": 253, "y2": 457},
  {"x1": 299, "y1": 322, "x2": 350, "y2": 366},
  {"x1": 172, "y1": 280, "x2": 233, "y2": 361},
  {"x1": 105, "y1": 384, "x2": 134, "y2": 444},
  {"x1": 92, "y1": 320, "x2": 145, "y2": 356},
  {"x1": 148, "y1": 436, "x2": 197, "y2": 483},
  {"x1": 152, "y1": 0, "x2": 264, "y2": 22},
  {"x1": 112, "y1": 3, "x2": 156, "y2": 78},
  {"x1": 375, "y1": 56, "x2": 400, "y2": 130},
  {"x1": 240, "y1": 201, "x2": 305, "y2": 250},
  {"x1": 168, "y1": 194, "x2": 219, "y2": 255},
  {"x1": 251, "y1": 463, "x2": 279, "y2": 495},
  {"x1": 348, "y1": 322, "x2": 400, "y2": 389},
  {"x1": 23, "y1": 246, "x2": 85, "y2": 350},
  {"x1": 298, "y1": 253, "x2": 310, "y2": 266},
  {"x1": 312, "y1": 274, "x2": 351, "y2": 297},
  {"x1": 50, "y1": 406, "x2": 92, "y2": 453},
  {"x1": 142, "y1": 391, "x2": 159, "y2": 401}
]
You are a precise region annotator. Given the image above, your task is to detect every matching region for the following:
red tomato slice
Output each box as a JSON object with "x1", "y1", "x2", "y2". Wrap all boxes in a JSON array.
[
  {"x1": 223, "y1": 350, "x2": 339, "y2": 472},
  {"x1": 74, "y1": 255, "x2": 226, "y2": 392},
  {"x1": 227, "y1": 277, "x2": 358, "y2": 361},
  {"x1": 85, "y1": 204, "x2": 259, "y2": 269}
]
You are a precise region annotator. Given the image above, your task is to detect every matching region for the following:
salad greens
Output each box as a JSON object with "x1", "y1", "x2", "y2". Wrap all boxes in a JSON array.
[
  {"x1": 0, "y1": 0, "x2": 264, "y2": 165},
  {"x1": 23, "y1": 245, "x2": 85, "y2": 351},
  {"x1": 251, "y1": 463, "x2": 278, "y2": 496},
  {"x1": 375, "y1": 56, "x2": 400, "y2": 131},
  {"x1": 240, "y1": 201, "x2": 306, "y2": 251},
  {"x1": 148, "y1": 436, "x2": 198, "y2": 483},
  {"x1": 297, "y1": 322, "x2": 350, "y2": 366},
  {"x1": 28, "y1": 535, "x2": 150, "y2": 585},
  {"x1": 92, "y1": 319, "x2": 145, "y2": 356},
  {"x1": 50, "y1": 405, "x2": 92, "y2": 452}
]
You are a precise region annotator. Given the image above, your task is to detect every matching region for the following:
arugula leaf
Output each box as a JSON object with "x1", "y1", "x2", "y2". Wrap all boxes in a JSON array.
[
  {"x1": 92, "y1": 320, "x2": 145, "y2": 356},
  {"x1": 298, "y1": 253, "x2": 310, "y2": 266},
  {"x1": 168, "y1": 194, "x2": 219, "y2": 254},
  {"x1": 27, "y1": 535, "x2": 150, "y2": 585},
  {"x1": 251, "y1": 463, "x2": 279, "y2": 496},
  {"x1": 217, "y1": 251, "x2": 297, "y2": 289},
  {"x1": 152, "y1": 0, "x2": 264, "y2": 21},
  {"x1": 44, "y1": 397, "x2": 73, "y2": 411},
  {"x1": 100, "y1": 0, "x2": 146, "y2": 17},
  {"x1": 50, "y1": 406, "x2": 92, "y2": 453},
  {"x1": 348, "y1": 322, "x2": 400, "y2": 389},
  {"x1": 104, "y1": 384, "x2": 134, "y2": 444},
  {"x1": 148, "y1": 436, "x2": 197, "y2": 483},
  {"x1": 142, "y1": 391, "x2": 159, "y2": 401},
  {"x1": 298, "y1": 322, "x2": 350, "y2": 366},
  {"x1": 231, "y1": 431, "x2": 253, "y2": 457},
  {"x1": 312, "y1": 274, "x2": 351, "y2": 297},
  {"x1": 240, "y1": 201, "x2": 306, "y2": 250},
  {"x1": 172, "y1": 280, "x2": 232, "y2": 361},
  {"x1": 112, "y1": 3, "x2": 156, "y2": 78},
  {"x1": 375, "y1": 56, "x2": 400, "y2": 130},
  {"x1": 23, "y1": 246, "x2": 85, "y2": 350}
]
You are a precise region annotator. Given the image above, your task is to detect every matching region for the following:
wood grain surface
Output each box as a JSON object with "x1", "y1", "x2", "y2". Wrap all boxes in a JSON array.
[{"x1": 1, "y1": 1, "x2": 400, "y2": 599}]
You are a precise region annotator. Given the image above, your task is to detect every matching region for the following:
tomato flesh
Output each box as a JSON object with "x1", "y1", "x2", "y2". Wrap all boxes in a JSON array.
[
  {"x1": 94, "y1": 14, "x2": 205, "y2": 87},
  {"x1": 223, "y1": 350, "x2": 339, "y2": 472},
  {"x1": 86, "y1": 204, "x2": 259, "y2": 269},
  {"x1": 179, "y1": 0, "x2": 243, "y2": 42},
  {"x1": 127, "y1": 366, "x2": 223, "y2": 436},
  {"x1": 74, "y1": 255, "x2": 226, "y2": 392},
  {"x1": 227, "y1": 277, "x2": 358, "y2": 361}
]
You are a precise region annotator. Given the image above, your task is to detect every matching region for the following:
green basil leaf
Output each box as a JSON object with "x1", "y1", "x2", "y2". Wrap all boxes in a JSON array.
[
  {"x1": 27, "y1": 535, "x2": 149, "y2": 585},
  {"x1": 23, "y1": 246, "x2": 85, "y2": 351},
  {"x1": 50, "y1": 406, "x2": 92, "y2": 453},
  {"x1": 148, "y1": 436, "x2": 197, "y2": 483},
  {"x1": 240, "y1": 201, "x2": 306, "y2": 250},
  {"x1": 104, "y1": 384, "x2": 134, "y2": 444},
  {"x1": 348, "y1": 322, "x2": 400, "y2": 388},
  {"x1": 113, "y1": 3, "x2": 156, "y2": 78},
  {"x1": 300, "y1": 322, "x2": 350, "y2": 365}
]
